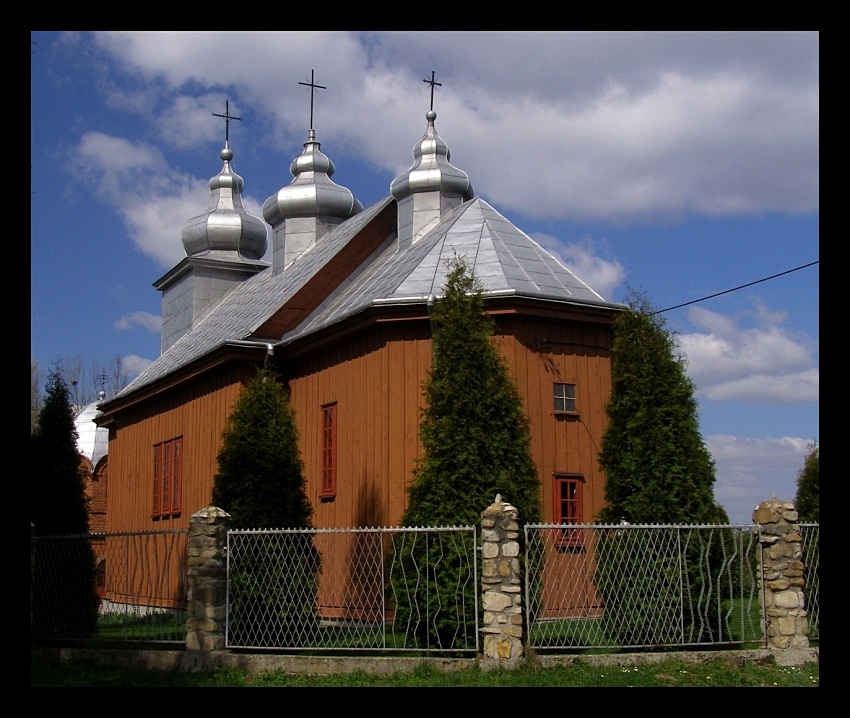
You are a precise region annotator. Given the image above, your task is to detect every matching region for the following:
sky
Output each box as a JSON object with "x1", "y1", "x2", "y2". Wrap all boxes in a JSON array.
[{"x1": 30, "y1": 31, "x2": 819, "y2": 525}]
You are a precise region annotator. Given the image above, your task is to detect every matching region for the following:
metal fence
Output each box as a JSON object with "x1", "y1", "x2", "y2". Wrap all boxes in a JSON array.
[
  {"x1": 31, "y1": 530, "x2": 188, "y2": 643},
  {"x1": 799, "y1": 523, "x2": 819, "y2": 641},
  {"x1": 225, "y1": 526, "x2": 479, "y2": 652},
  {"x1": 525, "y1": 524, "x2": 769, "y2": 650}
]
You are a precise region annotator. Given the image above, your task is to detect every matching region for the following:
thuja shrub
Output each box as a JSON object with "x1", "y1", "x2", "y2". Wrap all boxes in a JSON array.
[
  {"x1": 31, "y1": 370, "x2": 99, "y2": 640},
  {"x1": 392, "y1": 257, "x2": 541, "y2": 649},
  {"x1": 213, "y1": 368, "x2": 319, "y2": 646}
]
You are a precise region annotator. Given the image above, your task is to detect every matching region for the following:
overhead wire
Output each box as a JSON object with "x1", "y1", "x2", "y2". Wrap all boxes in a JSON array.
[{"x1": 652, "y1": 260, "x2": 819, "y2": 315}]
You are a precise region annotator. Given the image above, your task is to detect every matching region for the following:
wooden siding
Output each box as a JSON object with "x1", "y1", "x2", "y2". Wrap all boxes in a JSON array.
[
  {"x1": 287, "y1": 314, "x2": 611, "y2": 529},
  {"x1": 287, "y1": 321, "x2": 433, "y2": 529},
  {"x1": 105, "y1": 364, "x2": 250, "y2": 534},
  {"x1": 105, "y1": 311, "x2": 611, "y2": 533}
]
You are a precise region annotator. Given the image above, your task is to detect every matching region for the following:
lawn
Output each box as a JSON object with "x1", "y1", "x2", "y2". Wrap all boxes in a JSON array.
[{"x1": 31, "y1": 654, "x2": 818, "y2": 687}]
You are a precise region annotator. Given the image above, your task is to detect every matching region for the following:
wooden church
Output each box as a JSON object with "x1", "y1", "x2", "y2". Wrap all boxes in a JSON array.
[{"x1": 95, "y1": 84, "x2": 622, "y2": 541}]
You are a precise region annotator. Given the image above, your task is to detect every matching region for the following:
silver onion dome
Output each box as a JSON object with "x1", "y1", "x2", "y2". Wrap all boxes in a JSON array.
[
  {"x1": 181, "y1": 144, "x2": 268, "y2": 260},
  {"x1": 262, "y1": 129, "x2": 363, "y2": 226},
  {"x1": 390, "y1": 110, "x2": 474, "y2": 201}
]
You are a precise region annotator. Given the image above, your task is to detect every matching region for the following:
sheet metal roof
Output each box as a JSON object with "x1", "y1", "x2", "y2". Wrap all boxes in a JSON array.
[{"x1": 112, "y1": 194, "x2": 619, "y2": 402}]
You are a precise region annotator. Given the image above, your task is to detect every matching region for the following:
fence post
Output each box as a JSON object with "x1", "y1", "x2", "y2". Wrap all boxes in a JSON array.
[
  {"x1": 480, "y1": 494, "x2": 524, "y2": 664},
  {"x1": 752, "y1": 496, "x2": 814, "y2": 664},
  {"x1": 186, "y1": 506, "x2": 230, "y2": 652}
]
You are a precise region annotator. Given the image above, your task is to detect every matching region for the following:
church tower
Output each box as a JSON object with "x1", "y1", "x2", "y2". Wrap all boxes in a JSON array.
[
  {"x1": 154, "y1": 102, "x2": 269, "y2": 354},
  {"x1": 262, "y1": 71, "x2": 362, "y2": 274}
]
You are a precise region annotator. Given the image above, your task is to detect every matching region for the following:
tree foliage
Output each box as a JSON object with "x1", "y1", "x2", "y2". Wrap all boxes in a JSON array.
[
  {"x1": 594, "y1": 292, "x2": 726, "y2": 646},
  {"x1": 394, "y1": 256, "x2": 541, "y2": 648},
  {"x1": 402, "y1": 256, "x2": 541, "y2": 528},
  {"x1": 211, "y1": 367, "x2": 317, "y2": 646},
  {"x1": 31, "y1": 370, "x2": 99, "y2": 639},
  {"x1": 31, "y1": 370, "x2": 90, "y2": 534},
  {"x1": 794, "y1": 441, "x2": 819, "y2": 523},
  {"x1": 31, "y1": 355, "x2": 130, "y2": 430},
  {"x1": 597, "y1": 291, "x2": 719, "y2": 524},
  {"x1": 212, "y1": 367, "x2": 312, "y2": 530}
]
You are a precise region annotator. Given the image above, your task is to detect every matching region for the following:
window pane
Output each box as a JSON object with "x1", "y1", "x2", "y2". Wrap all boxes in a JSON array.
[{"x1": 554, "y1": 383, "x2": 576, "y2": 412}]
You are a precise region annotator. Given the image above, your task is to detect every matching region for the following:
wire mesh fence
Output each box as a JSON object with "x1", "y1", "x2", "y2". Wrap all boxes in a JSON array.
[
  {"x1": 225, "y1": 526, "x2": 479, "y2": 652},
  {"x1": 31, "y1": 530, "x2": 188, "y2": 643},
  {"x1": 525, "y1": 524, "x2": 768, "y2": 650},
  {"x1": 799, "y1": 523, "x2": 819, "y2": 641}
]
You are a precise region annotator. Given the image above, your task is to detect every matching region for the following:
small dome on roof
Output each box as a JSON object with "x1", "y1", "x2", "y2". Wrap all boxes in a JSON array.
[
  {"x1": 262, "y1": 129, "x2": 362, "y2": 227},
  {"x1": 75, "y1": 393, "x2": 108, "y2": 467},
  {"x1": 181, "y1": 143, "x2": 268, "y2": 260},
  {"x1": 391, "y1": 110, "x2": 473, "y2": 202}
]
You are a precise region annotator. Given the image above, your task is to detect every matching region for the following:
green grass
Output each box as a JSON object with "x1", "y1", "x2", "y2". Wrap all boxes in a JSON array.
[
  {"x1": 31, "y1": 655, "x2": 818, "y2": 687},
  {"x1": 95, "y1": 611, "x2": 186, "y2": 641}
]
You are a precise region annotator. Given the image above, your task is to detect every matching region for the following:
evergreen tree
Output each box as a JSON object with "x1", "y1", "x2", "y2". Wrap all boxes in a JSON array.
[
  {"x1": 794, "y1": 441, "x2": 819, "y2": 523},
  {"x1": 212, "y1": 367, "x2": 312, "y2": 530},
  {"x1": 594, "y1": 291, "x2": 725, "y2": 646},
  {"x1": 394, "y1": 256, "x2": 541, "y2": 648},
  {"x1": 31, "y1": 370, "x2": 99, "y2": 638},
  {"x1": 597, "y1": 290, "x2": 718, "y2": 524},
  {"x1": 212, "y1": 367, "x2": 317, "y2": 646},
  {"x1": 403, "y1": 256, "x2": 541, "y2": 528}
]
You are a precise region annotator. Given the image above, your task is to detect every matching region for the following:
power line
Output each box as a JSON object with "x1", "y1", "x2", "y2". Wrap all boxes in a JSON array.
[{"x1": 653, "y1": 260, "x2": 819, "y2": 315}]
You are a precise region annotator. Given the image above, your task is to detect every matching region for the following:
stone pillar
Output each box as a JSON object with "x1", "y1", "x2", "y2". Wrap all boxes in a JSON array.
[
  {"x1": 753, "y1": 496, "x2": 810, "y2": 660},
  {"x1": 186, "y1": 506, "x2": 230, "y2": 652},
  {"x1": 480, "y1": 494, "x2": 523, "y2": 663}
]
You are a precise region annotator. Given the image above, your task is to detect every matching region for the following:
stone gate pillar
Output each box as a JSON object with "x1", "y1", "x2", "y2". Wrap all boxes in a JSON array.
[
  {"x1": 186, "y1": 506, "x2": 230, "y2": 652},
  {"x1": 753, "y1": 496, "x2": 814, "y2": 664},
  {"x1": 480, "y1": 494, "x2": 523, "y2": 663}
]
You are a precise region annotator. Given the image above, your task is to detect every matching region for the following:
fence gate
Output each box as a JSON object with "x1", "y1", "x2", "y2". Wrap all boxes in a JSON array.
[
  {"x1": 524, "y1": 523, "x2": 768, "y2": 650},
  {"x1": 226, "y1": 526, "x2": 479, "y2": 652}
]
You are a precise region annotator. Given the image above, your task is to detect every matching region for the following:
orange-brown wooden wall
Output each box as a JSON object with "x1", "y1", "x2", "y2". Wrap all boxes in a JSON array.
[
  {"x1": 288, "y1": 314, "x2": 612, "y2": 529},
  {"x1": 104, "y1": 364, "x2": 250, "y2": 534},
  {"x1": 105, "y1": 313, "x2": 611, "y2": 534}
]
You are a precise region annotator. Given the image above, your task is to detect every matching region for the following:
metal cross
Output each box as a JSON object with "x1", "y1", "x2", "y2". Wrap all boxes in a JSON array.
[
  {"x1": 299, "y1": 69, "x2": 326, "y2": 130},
  {"x1": 212, "y1": 100, "x2": 242, "y2": 143},
  {"x1": 423, "y1": 71, "x2": 442, "y2": 111}
]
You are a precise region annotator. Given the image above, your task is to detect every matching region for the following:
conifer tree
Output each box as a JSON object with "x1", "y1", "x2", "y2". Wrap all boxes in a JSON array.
[
  {"x1": 403, "y1": 256, "x2": 541, "y2": 528},
  {"x1": 594, "y1": 291, "x2": 725, "y2": 646},
  {"x1": 597, "y1": 290, "x2": 718, "y2": 524},
  {"x1": 394, "y1": 256, "x2": 540, "y2": 648},
  {"x1": 794, "y1": 441, "x2": 819, "y2": 523},
  {"x1": 212, "y1": 367, "x2": 312, "y2": 530},
  {"x1": 31, "y1": 369, "x2": 99, "y2": 638},
  {"x1": 212, "y1": 367, "x2": 317, "y2": 646}
]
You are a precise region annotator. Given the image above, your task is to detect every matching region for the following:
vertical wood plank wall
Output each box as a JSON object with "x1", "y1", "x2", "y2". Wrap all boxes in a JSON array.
[
  {"x1": 105, "y1": 364, "x2": 249, "y2": 533},
  {"x1": 105, "y1": 314, "x2": 611, "y2": 534},
  {"x1": 289, "y1": 314, "x2": 612, "y2": 529}
]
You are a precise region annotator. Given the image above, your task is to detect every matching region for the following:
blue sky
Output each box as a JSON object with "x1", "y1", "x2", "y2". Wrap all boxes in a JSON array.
[{"x1": 30, "y1": 31, "x2": 818, "y2": 524}]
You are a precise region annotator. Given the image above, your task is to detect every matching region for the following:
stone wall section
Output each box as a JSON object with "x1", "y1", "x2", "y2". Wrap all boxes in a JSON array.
[
  {"x1": 752, "y1": 497, "x2": 810, "y2": 657},
  {"x1": 480, "y1": 495, "x2": 523, "y2": 663},
  {"x1": 185, "y1": 506, "x2": 230, "y2": 652}
]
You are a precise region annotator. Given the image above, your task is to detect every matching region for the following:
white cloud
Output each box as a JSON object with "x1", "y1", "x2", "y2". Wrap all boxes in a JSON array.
[
  {"x1": 678, "y1": 303, "x2": 818, "y2": 403},
  {"x1": 707, "y1": 434, "x2": 814, "y2": 524},
  {"x1": 76, "y1": 31, "x2": 817, "y2": 223},
  {"x1": 114, "y1": 311, "x2": 162, "y2": 333},
  {"x1": 71, "y1": 131, "x2": 269, "y2": 268},
  {"x1": 532, "y1": 234, "x2": 626, "y2": 301},
  {"x1": 121, "y1": 354, "x2": 153, "y2": 380}
]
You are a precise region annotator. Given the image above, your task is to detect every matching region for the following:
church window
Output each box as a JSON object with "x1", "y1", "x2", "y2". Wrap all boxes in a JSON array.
[
  {"x1": 152, "y1": 436, "x2": 182, "y2": 519},
  {"x1": 320, "y1": 403, "x2": 337, "y2": 499}
]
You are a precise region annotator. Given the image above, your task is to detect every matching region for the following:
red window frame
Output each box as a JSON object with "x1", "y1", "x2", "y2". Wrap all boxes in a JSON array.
[
  {"x1": 320, "y1": 403, "x2": 337, "y2": 499},
  {"x1": 152, "y1": 436, "x2": 182, "y2": 519},
  {"x1": 554, "y1": 473, "x2": 583, "y2": 546}
]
